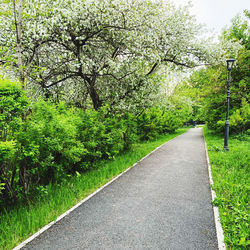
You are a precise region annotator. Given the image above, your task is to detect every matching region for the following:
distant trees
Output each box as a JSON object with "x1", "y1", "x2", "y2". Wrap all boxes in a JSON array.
[
  {"x1": 0, "y1": 0, "x2": 225, "y2": 110},
  {"x1": 175, "y1": 11, "x2": 249, "y2": 133}
]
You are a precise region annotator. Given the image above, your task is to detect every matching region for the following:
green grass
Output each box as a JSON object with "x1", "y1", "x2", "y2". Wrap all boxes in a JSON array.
[
  {"x1": 0, "y1": 128, "x2": 188, "y2": 250},
  {"x1": 203, "y1": 127, "x2": 250, "y2": 249}
]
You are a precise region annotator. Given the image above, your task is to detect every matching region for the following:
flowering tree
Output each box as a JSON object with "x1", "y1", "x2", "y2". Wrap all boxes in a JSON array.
[{"x1": 0, "y1": 0, "x2": 228, "y2": 110}]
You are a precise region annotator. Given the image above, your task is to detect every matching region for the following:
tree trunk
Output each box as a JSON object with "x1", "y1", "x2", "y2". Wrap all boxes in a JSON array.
[
  {"x1": 83, "y1": 75, "x2": 102, "y2": 110},
  {"x1": 89, "y1": 85, "x2": 102, "y2": 110},
  {"x1": 13, "y1": 0, "x2": 25, "y2": 88}
]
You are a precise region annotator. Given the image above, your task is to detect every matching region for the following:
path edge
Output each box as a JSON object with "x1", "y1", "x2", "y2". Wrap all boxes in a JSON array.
[
  {"x1": 13, "y1": 130, "x2": 188, "y2": 250},
  {"x1": 202, "y1": 128, "x2": 226, "y2": 250}
]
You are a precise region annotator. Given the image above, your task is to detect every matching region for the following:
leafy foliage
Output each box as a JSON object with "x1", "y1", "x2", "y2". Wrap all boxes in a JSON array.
[
  {"x1": 137, "y1": 100, "x2": 191, "y2": 140},
  {"x1": 175, "y1": 11, "x2": 249, "y2": 134},
  {"x1": 0, "y1": 77, "x2": 28, "y2": 201},
  {"x1": 0, "y1": 78, "x2": 189, "y2": 204},
  {"x1": 18, "y1": 100, "x2": 86, "y2": 187}
]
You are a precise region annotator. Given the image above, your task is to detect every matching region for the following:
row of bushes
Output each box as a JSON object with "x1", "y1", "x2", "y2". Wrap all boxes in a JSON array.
[{"x1": 0, "y1": 78, "x2": 187, "y2": 205}]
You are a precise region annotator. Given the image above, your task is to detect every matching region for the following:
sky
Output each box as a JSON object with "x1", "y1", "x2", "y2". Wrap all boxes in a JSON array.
[{"x1": 172, "y1": 0, "x2": 250, "y2": 33}]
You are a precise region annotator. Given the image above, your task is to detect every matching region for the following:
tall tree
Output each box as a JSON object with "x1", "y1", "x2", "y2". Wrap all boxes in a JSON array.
[
  {"x1": 12, "y1": 0, "x2": 24, "y2": 87},
  {"x1": 0, "y1": 0, "x2": 237, "y2": 110}
]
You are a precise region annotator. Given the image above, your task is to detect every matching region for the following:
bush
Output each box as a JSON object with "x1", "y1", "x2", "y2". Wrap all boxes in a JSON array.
[
  {"x1": 18, "y1": 100, "x2": 86, "y2": 189},
  {"x1": 0, "y1": 78, "x2": 28, "y2": 202},
  {"x1": 0, "y1": 77, "x2": 29, "y2": 140},
  {"x1": 77, "y1": 107, "x2": 138, "y2": 166},
  {"x1": 137, "y1": 106, "x2": 184, "y2": 140},
  {"x1": 213, "y1": 98, "x2": 250, "y2": 134},
  {"x1": 230, "y1": 98, "x2": 250, "y2": 133},
  {"x1": 0, "y1": 140, "x2": 17, "y2": 201},
  {"x1": 0, "y1": 79, "x2": 185, "y2": 205}
]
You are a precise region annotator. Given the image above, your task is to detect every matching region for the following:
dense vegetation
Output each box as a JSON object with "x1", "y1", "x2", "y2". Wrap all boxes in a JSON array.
[
  {"x1": 0, "y1": 77, "x2": 191, "y2": 206},
  {"x1": 175, "y1": 11, "x2": 250, "y2": 134}
]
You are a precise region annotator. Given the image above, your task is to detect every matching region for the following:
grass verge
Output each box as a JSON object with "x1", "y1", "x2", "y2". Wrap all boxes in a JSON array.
[
  {"x1": 203, "y1": 127, "x2": 250, "y2": 249},
  {"x1": 0, "y1": 128, "x2": 188, "y2": 250}
]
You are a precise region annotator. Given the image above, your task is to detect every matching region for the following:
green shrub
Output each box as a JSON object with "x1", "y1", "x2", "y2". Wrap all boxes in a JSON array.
[
  {"x1": 137, "y1": 109, "x2": 157, "y2": 140},
  {"x1": 213, "y1": 98, "x2": 250, "y2": 134},
  {"x1": 0, "y1": 140, "x2": 18, "y2": 201},
  {"x1": 162, "y1": 111, "x2": 181, "y2": 133},
  {"x1": 77, "y1": 107, "x2": 132, "y2": 165},
  {"x1": 18, "y1": 100, "x2": 86, "y2": 187},
  {"x1": 230, "y1": 98, "x2": 250, "y2": 133},
  {"x1": 0, "y1": 77, "x2": 28, "y2": 202},
  {"x1": 0, "y1": 77, "x2": 29, "y2": 140},
  {"x1": 0, "y1": 79, "x2": 185, "y2": 204},
  {"x1": 120, "y1": 112, "x2": 138, "y2": 150},
  {"x1": 137, "y1": 107, "x2": 182, "y2": 140}
]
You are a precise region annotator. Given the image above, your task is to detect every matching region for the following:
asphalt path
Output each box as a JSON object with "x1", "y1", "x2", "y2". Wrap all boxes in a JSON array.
[{"x1": 22, "y1": 128, "x2": 218, "y2": 250}]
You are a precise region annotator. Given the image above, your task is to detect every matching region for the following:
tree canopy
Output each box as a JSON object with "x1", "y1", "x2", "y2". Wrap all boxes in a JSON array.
[{"x1": 0, "y1": 0, "x2": 232, "y2": 110}]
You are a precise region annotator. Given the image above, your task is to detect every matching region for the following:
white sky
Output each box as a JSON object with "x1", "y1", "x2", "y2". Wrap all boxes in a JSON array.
[{"x1": 172, "y1": 0, "x2": 250, "y2": 33}]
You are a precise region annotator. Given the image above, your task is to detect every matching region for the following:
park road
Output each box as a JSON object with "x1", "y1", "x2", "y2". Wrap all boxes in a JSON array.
[{"x1": 22, "y1": 128, "x2": 218, "y2": 250}]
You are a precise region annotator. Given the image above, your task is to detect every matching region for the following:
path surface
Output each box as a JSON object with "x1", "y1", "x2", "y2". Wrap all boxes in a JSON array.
[{"x1": 22, "y1": 128, "x2": 218, "y2": 250}]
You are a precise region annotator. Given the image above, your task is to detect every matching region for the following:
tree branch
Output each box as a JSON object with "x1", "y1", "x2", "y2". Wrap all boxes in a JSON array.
[
  {"x1": 40, "y1": 74, "x2": 78, "y2": 88},
  {"x1": 163, "y1": 58, "x2": 193, "y2": 68},
  {"x1": 146, "y1": 63, "x2": 158, "y2": 76}
]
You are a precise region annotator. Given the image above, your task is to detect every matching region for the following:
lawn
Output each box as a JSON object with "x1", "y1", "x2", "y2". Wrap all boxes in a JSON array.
[{"x1": 204, "y1": 127, "x2": 250, "y2": 249}]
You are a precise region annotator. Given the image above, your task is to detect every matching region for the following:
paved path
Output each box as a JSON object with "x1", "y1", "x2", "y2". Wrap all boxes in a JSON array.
[{"x1": 23, "y1": 128, "x2": 218, "y2": 250}]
